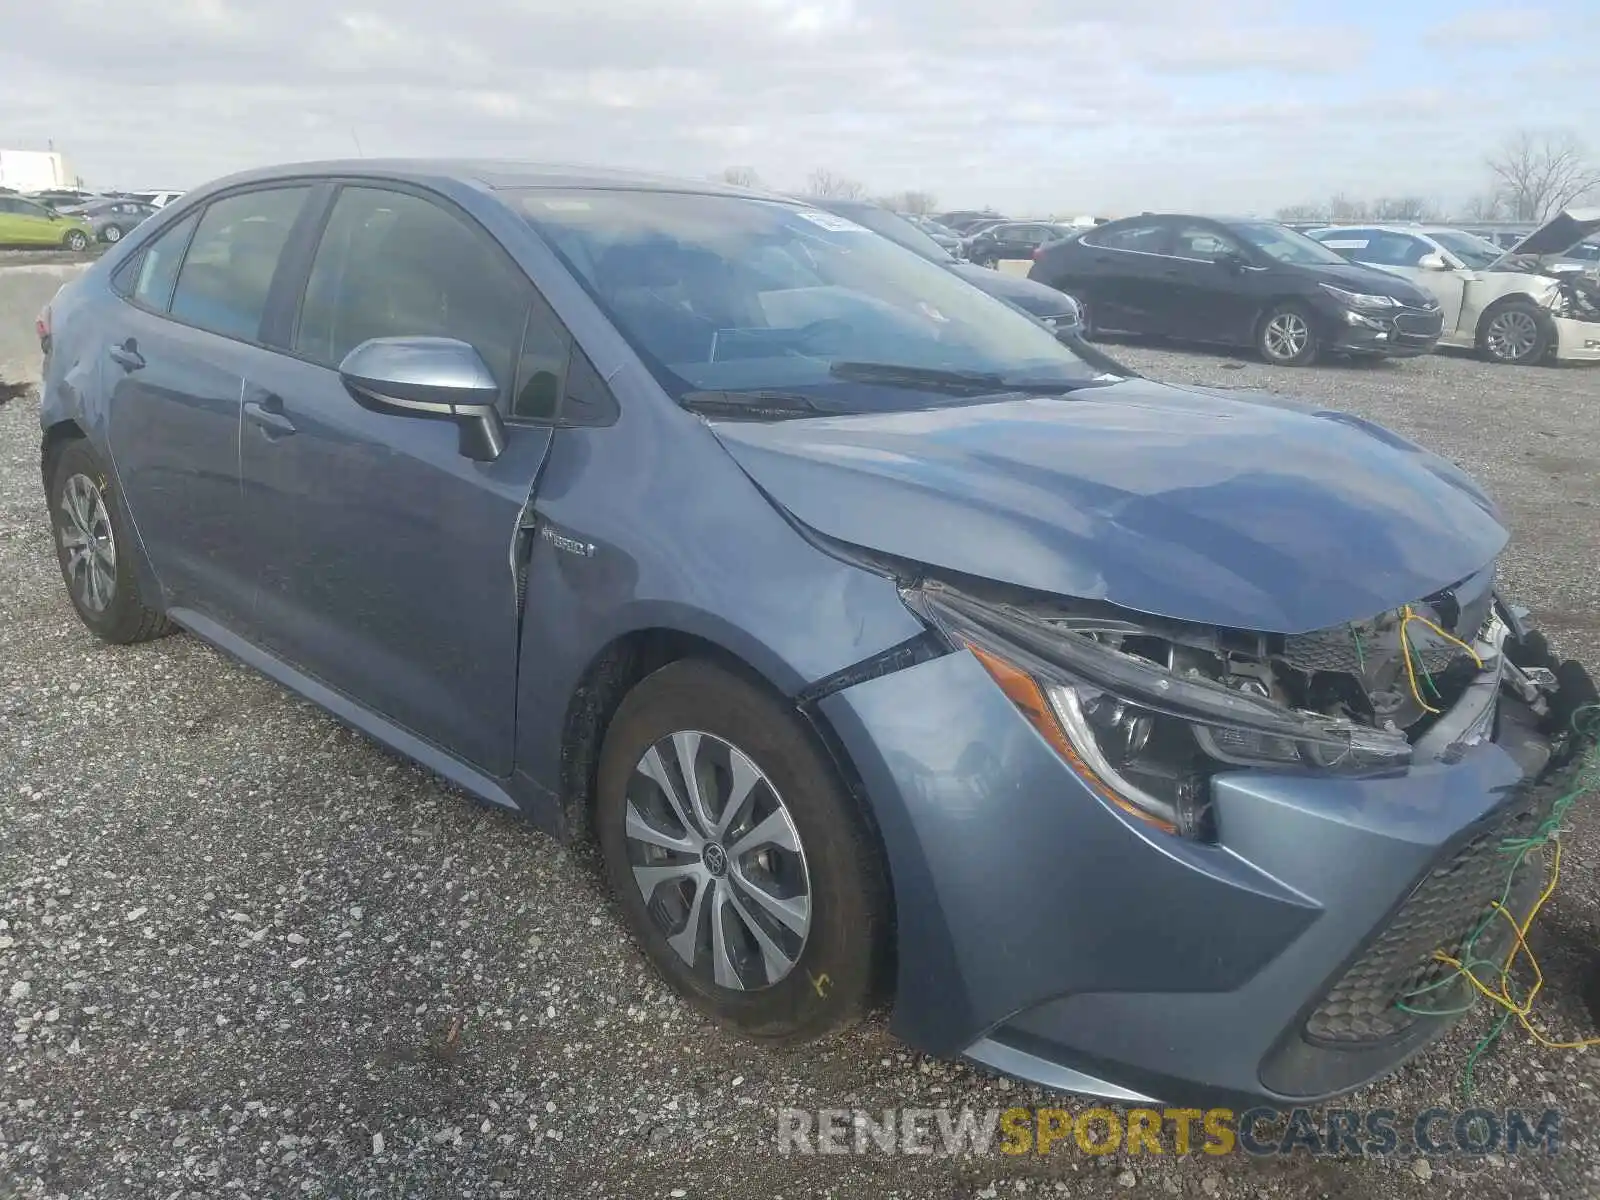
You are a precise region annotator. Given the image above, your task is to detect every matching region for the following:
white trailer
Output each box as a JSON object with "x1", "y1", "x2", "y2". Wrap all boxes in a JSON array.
[{"x1": 0, "y1": 150, "x2": 71, "y2": 193}]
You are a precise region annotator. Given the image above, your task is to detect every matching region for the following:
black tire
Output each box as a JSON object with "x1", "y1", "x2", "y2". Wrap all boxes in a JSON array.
[
  {"x1": 62, "y1": 229, "x2": 89, "y2": 252},
  {"x1": 102, "y1": 224, "x2": 123, "y2": 243},
  {"x1": 48, "y1": 439, "x2": 174, "y2": 644},
  {"x1": 1257, "y1": 301, "x2": 1320, "y2": 366},
  {"x1": 595, "y1": 659, "x2": 888, "y2": 1043},
  {"x1": 1477, "y1": 298, "x2": 1552, "y2": 365}
]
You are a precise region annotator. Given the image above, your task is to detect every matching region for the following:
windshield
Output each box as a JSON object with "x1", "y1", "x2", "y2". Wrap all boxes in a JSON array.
[
  {"x1": 819, "y1": 204, "x2": 955, "y2": 265},
  {"x1": 1231, "y1": 221, "x2": 1352, "y2": 266},
  {"x1": 516, "y1": 189, "x2": 1102, "y2": 413},
  {"x1": 1428, "y1": 229, "x2": 1504, "y2": 270}
]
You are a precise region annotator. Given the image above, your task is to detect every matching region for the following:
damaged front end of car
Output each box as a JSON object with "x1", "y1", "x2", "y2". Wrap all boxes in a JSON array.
[{"x1": 903, "y1": 568, "x2": 1593, "y2": 842}]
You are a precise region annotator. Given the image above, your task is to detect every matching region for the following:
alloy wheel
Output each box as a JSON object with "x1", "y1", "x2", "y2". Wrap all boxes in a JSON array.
[
  {"x1": 624, "y1": 730, "x2": 812, "y2": 991},
  {"x1": 59, "y1": 473, "x2": 117, "y2": 613},
  {"x1": 1486, "y1": 309, "x2": 1539, "y2": 362},
  {"x1": 1263, "y1": 311, "x2": 1310, "y2": 361},
  {"x1": 104, "y1": 225, "x2": 122, "y2": 243}
]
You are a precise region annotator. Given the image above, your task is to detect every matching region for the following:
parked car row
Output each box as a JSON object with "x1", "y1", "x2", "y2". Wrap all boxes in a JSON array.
[
  {"x1": 0, "y1": 186, "x2": 182, "y2": 249},
  {"x1": 1024, "y1": 209, "x2": 1600, "y2": 367}
]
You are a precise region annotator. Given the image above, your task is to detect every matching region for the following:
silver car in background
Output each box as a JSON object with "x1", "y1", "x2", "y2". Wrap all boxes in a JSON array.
[{"x1": 76, "y1": 198, "x2": 159, "y2": 244}]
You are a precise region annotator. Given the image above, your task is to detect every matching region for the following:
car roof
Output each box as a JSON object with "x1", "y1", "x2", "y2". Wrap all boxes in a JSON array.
[{"x1": 193, "y1": 158, "x2": 783, "y2": 202}]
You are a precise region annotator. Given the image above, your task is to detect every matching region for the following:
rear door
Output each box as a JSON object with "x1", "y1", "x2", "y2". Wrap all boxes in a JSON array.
[
  {"x1": 103, "y1": 186, "x2": 314, "y2": 627},
  {"x1": 1073, "y1": 220, "x2": 1174, "y2": 332},
  {"x1": 238, "y1": 182, "x2": 566, "y2": 776}
]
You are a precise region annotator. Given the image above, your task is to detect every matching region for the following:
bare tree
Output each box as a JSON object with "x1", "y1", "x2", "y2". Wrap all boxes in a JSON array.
[
  {"x1": 1327, "y1": 193, "x2": 1371, "y2": 222},
  {"x1": 719, "y1": 166, "x2": 762, "y2": 188},
  {"x1": 805, "y1": 168, "x2": 867, "y2": 200},
  {"x1": 896, "y1": 190, "x2": 938, "y2": 215},
  {"x1": 1461, "y1": 192, "x2": 1507, "y2": 221},
  {"x1": 1274, "y1": 203, "x2": 1327, "y2": 222},
  {"x1": 1486, "y1": 130, "x2": 1600, "y2": 222},
  {"x1": 1371, "y1": 195, "x2": 1437, "y2": 222}
]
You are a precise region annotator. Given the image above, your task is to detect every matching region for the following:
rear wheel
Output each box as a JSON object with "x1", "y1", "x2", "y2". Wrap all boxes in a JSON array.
[
  {"x1": 102, "y1": 224, "x2": 123, "y2": 243},
  {"x1": 48, "y1": 439, "x2": 173, "y2": 643},
  {"x1": 62, "y1": 229, "x2": 89, "y2": 252},
  {"x1": 1478, "y1": 299, "x2": 1551, "y2": 365},
  {"x1": 595, "y1": 659, "x2": 888, "y2": 1042},
  {"x1": 1257, "y1": 302, "x2": 1319, "y2": 366}
]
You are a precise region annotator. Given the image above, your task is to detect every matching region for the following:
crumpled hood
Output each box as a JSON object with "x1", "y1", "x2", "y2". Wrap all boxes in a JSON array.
[
  {"x1": 712, "y1": 379, "x2": 1507, "y2": 634},
  {"x1": 1496, "y1": 207, "x2": 1600, "y2": 265}
]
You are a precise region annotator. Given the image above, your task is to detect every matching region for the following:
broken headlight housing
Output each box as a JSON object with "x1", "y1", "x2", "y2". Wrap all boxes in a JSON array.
[{"x1": 906, "y1": 583, "x2": 1412, "y2": 838}]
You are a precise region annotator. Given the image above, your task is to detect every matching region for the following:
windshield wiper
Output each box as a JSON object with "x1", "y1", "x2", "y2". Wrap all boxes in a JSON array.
[
  {"x1": 681, "y1": 390, "x2": 824, "y2": 421},
  {"x1": 828, "y1": 360, "x2": 1102, "y2": 395}
]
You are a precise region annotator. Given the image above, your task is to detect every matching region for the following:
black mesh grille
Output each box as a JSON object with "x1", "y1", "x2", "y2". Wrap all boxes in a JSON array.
[{"x1": 1303, "y1": 783, "x2": 1557, "y2": 1045}]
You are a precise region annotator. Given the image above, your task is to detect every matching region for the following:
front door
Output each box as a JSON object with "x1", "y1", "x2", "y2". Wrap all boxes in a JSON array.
[
  {"x1": 239, "y1": 183, "x2": 565, "y2": 776},
  {"x1": 0, "y1": 197, "x2": 59, "y2": 245},
  {"x1": 1161, "y1": 223, "x2": 1264, "y2": 345}
]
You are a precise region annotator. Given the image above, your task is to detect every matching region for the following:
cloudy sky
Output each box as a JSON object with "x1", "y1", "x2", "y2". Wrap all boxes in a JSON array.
[{"x1": 3, "y1": 0, "x2": 1596, "y2": 215}]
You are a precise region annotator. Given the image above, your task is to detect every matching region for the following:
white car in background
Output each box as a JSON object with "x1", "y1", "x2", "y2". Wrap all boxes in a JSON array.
[
  {"x1": 1308, "y1": 209, "x2": 1600, "y2": 365},
  {"x1": 127, "y1": 190, "x2": 184, "y2": 209}
]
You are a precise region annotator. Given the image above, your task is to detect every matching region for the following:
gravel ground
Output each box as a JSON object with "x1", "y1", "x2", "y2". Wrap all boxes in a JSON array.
[{"x1": 2, "y1": 344, "x2": 1599, "y2": 1199}]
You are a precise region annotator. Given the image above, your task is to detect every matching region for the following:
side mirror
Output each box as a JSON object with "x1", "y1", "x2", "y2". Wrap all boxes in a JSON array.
[
  {"x1": 1217, "y1": 251, "x2": 1247, "y2": 273},
  {"x1": 46, "y1": 209, "x2": 61, "y2": 221},
  {"x1": 1416, "y1": 252, "x2": 1451, "y2": 271},
  {"x1": 338, "y1": 336, "x2": 507, "y2": 462}
]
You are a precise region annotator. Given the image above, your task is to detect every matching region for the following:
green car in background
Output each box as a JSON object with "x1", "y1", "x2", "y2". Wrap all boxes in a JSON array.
[{"x1": 0, "y1": 193, "x2": 94, "y2": 250}]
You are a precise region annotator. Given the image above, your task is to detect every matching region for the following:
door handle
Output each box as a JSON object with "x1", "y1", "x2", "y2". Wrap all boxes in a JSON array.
[
  {"x1": 244, "y1": 398, "x2": 296, "y2": 438},
  {"x1": 107, "y1": 340, "x2": 144, "y2": 371}
]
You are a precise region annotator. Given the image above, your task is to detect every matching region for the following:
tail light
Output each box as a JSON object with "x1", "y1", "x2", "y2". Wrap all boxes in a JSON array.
[
  {"x1": 36, "y1": 305, "x2": 51, "y2": 356},
  {"x1": 1032, "y1": 247, "x2": 1045, "y2": 261}
]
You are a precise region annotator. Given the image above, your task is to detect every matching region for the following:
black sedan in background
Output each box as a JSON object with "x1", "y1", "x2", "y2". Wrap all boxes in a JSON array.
[
  {"x1": 1029, "y1": 214, "x2": 1446, "y2": 365},
  {"x1": 964, "y1": 220, "x2": 1078, "y2": 268},
  {"x1": 806, "y1": 198, "x2": 1087, "y2": 340}
]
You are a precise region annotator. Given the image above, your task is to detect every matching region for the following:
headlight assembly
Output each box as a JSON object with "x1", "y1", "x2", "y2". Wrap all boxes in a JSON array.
[
  {"x1": 905, "y1": 583, "x2": 1413, "y2": 838},
  {"x1": 1320, "y1": 283, "x2": 1402, "y2": 310}
]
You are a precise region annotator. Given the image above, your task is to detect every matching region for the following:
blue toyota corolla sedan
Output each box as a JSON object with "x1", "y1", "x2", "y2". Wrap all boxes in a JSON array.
[{"x1": 36, "y1": 161, "x2": 1594, "y2": 1106}]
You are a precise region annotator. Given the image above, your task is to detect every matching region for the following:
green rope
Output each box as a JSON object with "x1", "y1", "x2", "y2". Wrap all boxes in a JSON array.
[{"x1": 1389, "y1": 702, "x2": 1600, "y2": 1099}]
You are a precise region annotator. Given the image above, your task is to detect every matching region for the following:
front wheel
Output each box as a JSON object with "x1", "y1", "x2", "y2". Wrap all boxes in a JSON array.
[
  {"x1": 1478, "y1": 299, "x2": 1551, "y2": 365},
  {"x1": 1257, "y1": 302, "x2": 1319, "y2": 366},
  {"x1": 62, "y1": 229, "x2": 90, "y2": 252},
  {"x1": 595, "y1": 660, "x2": 888, "y2": 1042}
]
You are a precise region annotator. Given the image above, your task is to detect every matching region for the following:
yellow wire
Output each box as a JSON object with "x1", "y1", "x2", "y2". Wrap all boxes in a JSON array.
[
  {"x1": 1398, "y1": 604, "x2": 1486, "y2": 715},
  {"x1": 1430, "y1": 841, "x2": 1600, "y2": 1051}
]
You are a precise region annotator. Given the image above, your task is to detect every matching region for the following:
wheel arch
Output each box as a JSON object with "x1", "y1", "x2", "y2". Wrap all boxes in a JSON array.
[
  {"x1": 40, "y1": 418, "x2": 166, "y2": 611},
  {"x1": 1473, "y1": 291, "x2": 1556, "y2": 359},
  {"x1": 555, "y1": 623, "x2": 900, "y2": 998}
]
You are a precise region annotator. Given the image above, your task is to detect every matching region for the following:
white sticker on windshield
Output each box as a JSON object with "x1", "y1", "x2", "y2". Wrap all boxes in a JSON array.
[
  {"x1": 539, "y1": 199, "x2": 592, "y2": 212},
  {"x1": 793, "y1": 209, "x2": 871, "y2": 233}
]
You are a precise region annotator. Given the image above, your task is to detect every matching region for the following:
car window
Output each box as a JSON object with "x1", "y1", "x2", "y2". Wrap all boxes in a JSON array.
[
  {"x1": 169, "y1": 188, "x2": 308, "y2": 342},
  {"x1": 1085, "y1": 221, "x2": 1169, "y2": 254},
  {"x1": 1173, "y1": 224, "x2": 1240, "y2": 262},
  {"x1": 516, "y1": 188, "x2": 1099, "y2": 411},
  {"x1": 1229, "y1": 222, "x2": 1351, "y2": 266},
  {"x1": 1348, "y1": 232, "x2": 1429, "y2": 267},
  {"x1": 295, "y1": 186, "x2": 534, "y2": 400},
  {"x1": 125, "y1": 211, "x2": 200, "y2": 310}
]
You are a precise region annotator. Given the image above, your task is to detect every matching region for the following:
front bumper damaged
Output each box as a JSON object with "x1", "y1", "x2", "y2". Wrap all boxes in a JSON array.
[{"x1": 820, "y1": 611, "x2": 1595, "y2": 1106}]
